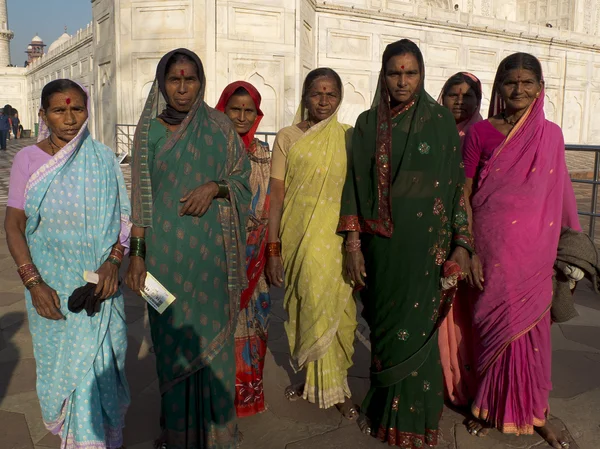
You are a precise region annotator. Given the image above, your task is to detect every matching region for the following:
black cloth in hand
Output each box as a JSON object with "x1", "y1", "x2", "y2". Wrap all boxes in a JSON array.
[{"x1": 68, "y1": 283, "x2": 101, "y2": 317}]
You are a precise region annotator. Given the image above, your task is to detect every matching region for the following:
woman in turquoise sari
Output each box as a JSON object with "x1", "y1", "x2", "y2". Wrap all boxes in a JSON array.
[
  {"x1": 4, "y1": 79, "x2": 131, "y2": 448},
  {"x1": 126, "y1": 49, "x2": 251, "y2": 449}
]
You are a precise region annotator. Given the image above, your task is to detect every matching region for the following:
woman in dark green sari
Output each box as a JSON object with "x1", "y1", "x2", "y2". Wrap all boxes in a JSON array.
[
  {"x1": 338, "y1": 39, "x2": 473, "y2": 447},
  {"x1": 126, "y1": 49, "x2": 251, "y2": 449}
]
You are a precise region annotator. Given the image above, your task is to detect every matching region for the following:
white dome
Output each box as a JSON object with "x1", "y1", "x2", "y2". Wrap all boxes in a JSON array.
[
  {"x1": 27, "y1": 44, "x2": 33, "y2": 50},
  {"x1": 31, "y1": 35, "x2": 43, "y2": 43},
  {"x1": 48, "y1": 32, "x2": 71, "y2": 53}
]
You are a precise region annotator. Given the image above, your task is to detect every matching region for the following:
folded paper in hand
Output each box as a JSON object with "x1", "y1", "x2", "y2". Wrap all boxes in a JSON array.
[{"x1": 140, "y1": 272, "x2": 176, "y2": 314}]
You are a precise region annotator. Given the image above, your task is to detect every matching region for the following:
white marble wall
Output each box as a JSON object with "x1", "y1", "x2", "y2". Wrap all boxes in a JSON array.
[
  {"x1": 0, "y1": 67, "x2": 28, "y2": 128},
  {"x1": 9, "y1": 0, "x2": 600, "y2": 148},
  {"x1": 25, "y1": 25, "x2": 94, "y2": 136}
]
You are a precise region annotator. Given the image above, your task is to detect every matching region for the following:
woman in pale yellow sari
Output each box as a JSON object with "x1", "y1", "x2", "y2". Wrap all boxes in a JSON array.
[{"x1": 265, "y1": 68, "x2": 357, "y2": 419}]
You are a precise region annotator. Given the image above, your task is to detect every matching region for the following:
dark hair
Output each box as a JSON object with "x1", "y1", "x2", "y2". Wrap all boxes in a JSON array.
[
  {"x1": 302, "y1": 68, "x2": 343, "y2": 104},
  {"x1": 495, "y1": 52, "x2": 543, "y2": 86},
  {"x1": 382, "y1": 39, "x2": 424, "y2": 76},
  {"x1": 41, "y1": 79, "x2": 88, "y2": 110},
  {"x1": 442, "y1": 72, "x2": 482, "y2": 103},
  {"x1": 165, "y1": 52, "x2": 200, "y2": 78},
  {"x1": 232, "y1": 86, "x2": 250, "y2": 97}
]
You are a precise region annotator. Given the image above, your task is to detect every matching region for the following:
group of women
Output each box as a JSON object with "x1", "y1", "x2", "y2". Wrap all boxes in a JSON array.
[{"x1": 3, "y1": 39, "x2": 580, "y2": 449}]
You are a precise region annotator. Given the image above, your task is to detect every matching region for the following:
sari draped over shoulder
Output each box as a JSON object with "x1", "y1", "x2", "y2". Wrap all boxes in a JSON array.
[
  {"x1": 436, "y1": 72, "x2": 483, "y2": 406},
  {"x1": 338, "y1": 40, "x2": 471, "y2": 447},
  {"x1": 280, "y1": 95, "x2": 356, "y2": 409},
  {"x1": 131, "y1": 49, "x2": 251, "y2": 448},
  {"x1": 24, "y1": 100, "x2": 131, "y2": 448},
  {"x1": 216, "y1": 81, "x2": 272, "y2": 418},
  {"x1": 470, "y1": 88, "x2": 580, "y2": 434}
]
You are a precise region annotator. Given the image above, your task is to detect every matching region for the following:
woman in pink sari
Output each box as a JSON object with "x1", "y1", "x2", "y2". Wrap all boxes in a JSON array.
[
  {"x1": 464, "y1": 53, "x2": 578, "y2": 448},
  {"x1": 437, "y1": 72, "x2": 484, "y2": 407}
]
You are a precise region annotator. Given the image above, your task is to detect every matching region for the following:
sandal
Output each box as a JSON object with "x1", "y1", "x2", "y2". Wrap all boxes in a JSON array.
[{"x1": 284, "y1": 383, "x2": 304, "y2": 402}]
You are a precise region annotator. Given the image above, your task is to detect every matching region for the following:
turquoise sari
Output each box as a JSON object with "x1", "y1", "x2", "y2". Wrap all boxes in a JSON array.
[{"x1": 24, "y1": 117, "x2": 131, "y2": 448}]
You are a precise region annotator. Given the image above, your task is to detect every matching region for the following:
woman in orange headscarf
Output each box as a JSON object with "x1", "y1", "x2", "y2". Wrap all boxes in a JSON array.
[{"x1": 216, "y1": 81, "x2": 271, "y2": 418}]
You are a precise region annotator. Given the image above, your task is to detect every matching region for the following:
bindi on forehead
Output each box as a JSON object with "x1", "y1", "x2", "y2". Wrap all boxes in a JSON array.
[
  {"x1": 66, "y1": 98, "x2": 71, "y2": 105},
  {"x1": 401, "y1": 65, "x2": 405, "y2": 70},
  {"x1": 180, "y1": 69, "x2": 185, "y2": 77}
]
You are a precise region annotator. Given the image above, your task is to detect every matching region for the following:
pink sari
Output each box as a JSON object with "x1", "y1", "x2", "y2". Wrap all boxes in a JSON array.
[
  {"x1": 437, "y1": 72, "x2": 482, "y2": 406},
  {"x1": 470, "y1": 89, "x2": 580, "y2": 434}
]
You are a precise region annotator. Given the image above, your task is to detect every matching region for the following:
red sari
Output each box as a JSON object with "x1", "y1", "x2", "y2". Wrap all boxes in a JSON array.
[{"x1": 216, "y1": 81, "x2": 271, "y2": 417}]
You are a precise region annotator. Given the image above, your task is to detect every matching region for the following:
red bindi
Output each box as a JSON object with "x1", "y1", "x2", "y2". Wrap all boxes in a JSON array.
[
  {"x1": 66, "y1": 98, "x2": 71, "y2": 105},
  {"x1": 242, "y1": 104, "x2": 245, "y2": 107},
  {"x1": 180, "y1": 69, "x2": 185, "y2": 76},
  {"x1": 401, "y1": 66, "x2": 405, "y2": 69}
]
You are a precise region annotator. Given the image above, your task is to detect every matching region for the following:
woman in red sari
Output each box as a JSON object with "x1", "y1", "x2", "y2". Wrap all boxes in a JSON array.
[
  {"x1": 216, "y1": 81, "x2": 271, "y2": 418},
  {"x1": 464, "y1": 53, "x2": 578, "y2": 448}
]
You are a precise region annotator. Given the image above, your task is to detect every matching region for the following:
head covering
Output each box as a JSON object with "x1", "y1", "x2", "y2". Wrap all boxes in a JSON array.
[
  {"x1": 470, "y1": 56, "x2": 580, "y2": 379},
  {"x1": 437, "y1": 72, "x2": 483, "y2": 144},
  {"x1": 215, "y1": 81, "x2": 264, "y2": 149},
  {"x1": 338, "y1": 39, "x2": 463, "y2": 239},
  {"x1": 156, "y1": 48, "x2": 205, "y2": 126}
]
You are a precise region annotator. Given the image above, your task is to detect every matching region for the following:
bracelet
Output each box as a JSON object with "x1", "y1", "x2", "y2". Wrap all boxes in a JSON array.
[
  {"x1": 215, "y1": 181, "x2": 229, "y2": 199},
  {"x1": 130, "y1": 237, "x2": 146, "y2": 259},
  {"x1": 107, "y1": 256, "x2": 122, "y2": 267},
  {"x1": 266, "y1": 242, "x2": 281, "y2": 257},
  {"x1": 25, "y1": 278, "x2": 43, "y2": 290},
  {"x1": 111, "y1": 246, "x2": 124, "y2": 256},
  {"x1": 17, "y1": 263, "x2": 41, "y2": 286},
  {"x1": 344, "y1": 239, "x2": 361, "y2": 253},
  {"x1": 109, "y1": 248, "x2": 124, "y2": 263}
]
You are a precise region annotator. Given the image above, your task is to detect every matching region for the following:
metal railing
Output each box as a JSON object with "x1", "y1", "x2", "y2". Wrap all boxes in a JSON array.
[
  {"x1": 566, "y1": 144, "x2": 600, "y2": 240},
  {"x1": 115, "y1": 124, "x2": 277, "y2": 158}
]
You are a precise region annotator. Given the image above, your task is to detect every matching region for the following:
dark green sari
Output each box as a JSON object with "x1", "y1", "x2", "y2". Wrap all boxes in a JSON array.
[
  {"x1": 338, "y1": 40, "x2": 471, "y2": 447},
  {"x1": 131, "y1": 49, "x2": 251, "y2": 449}
]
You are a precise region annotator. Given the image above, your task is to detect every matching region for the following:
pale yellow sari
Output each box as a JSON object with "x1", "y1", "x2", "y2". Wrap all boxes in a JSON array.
[{"x1": 280, "y1": 102, "x2": 357, "y2": 409}]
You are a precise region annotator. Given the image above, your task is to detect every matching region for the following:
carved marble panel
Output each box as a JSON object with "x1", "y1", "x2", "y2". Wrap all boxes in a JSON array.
[
  {"x1": 132, "y1": 1, "x2": 193, "y2": 40},
  {"x1": 563, "y1": 92, "x2": 583, "y2": 143},
  {"x1": 467, "y1": 49, "x2": 497, "y2": 70},
  {"x1": 566, "y1": 61, "x2": 588, "y2": 80},
  {"x1": 229, "y1": 55, "x2": 285, "y2": 131},
  {"x1": 425, "y1": 44, "x2": 460, "y2": 66},
  {"x1": 228, "y1": 5, "x2": 284, "y2": 43},
  {"x1": 588, "y1": 91, "x2": 600, "y2": 143},
  {"x1": 326, "y1": 29, "x2": 372, "y2": 61}
]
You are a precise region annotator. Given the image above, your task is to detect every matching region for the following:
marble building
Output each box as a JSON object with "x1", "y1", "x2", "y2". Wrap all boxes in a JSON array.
[{"x1": 5, "y1": 0, "x2": 600, "y2": 149}]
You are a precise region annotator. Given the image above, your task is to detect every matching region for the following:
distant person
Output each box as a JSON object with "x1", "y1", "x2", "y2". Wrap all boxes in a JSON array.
[
  {"x1": 12, "y1": 112, "x2": 20, "y2": 139},
  {"x1": 0, "y1": 108, "x2": 9, "y2": 150}
]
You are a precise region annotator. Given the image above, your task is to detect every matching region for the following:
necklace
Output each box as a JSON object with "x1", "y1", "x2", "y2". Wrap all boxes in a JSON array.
[
  {"x1": 48, "y1": 135, "x2": 62, "y2": 155},
  {"x1": 501, "y1": 111, "x2": 518, "y2": 126}
]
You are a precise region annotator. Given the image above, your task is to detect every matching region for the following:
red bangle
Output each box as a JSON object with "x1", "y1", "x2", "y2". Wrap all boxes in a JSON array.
[{"x1": 266, "y1": 242, "x2": 281, "y2": 257}]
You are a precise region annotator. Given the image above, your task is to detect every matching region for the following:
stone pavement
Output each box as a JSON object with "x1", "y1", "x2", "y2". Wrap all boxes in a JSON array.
[{"x1": 0, "y1": 138, "x2": 599, "y2": 449}]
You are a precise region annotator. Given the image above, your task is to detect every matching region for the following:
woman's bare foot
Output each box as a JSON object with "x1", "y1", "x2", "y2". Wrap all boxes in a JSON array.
[
  {"x1": 236, "y1": 431, "x2": 244, "y2": 448},
  {"x1": 153, "y1": 429, "x2": 167, "y2": 449},
  {"x1": 357, "y1": 415, "x2": 372, "y2": 435},
  {"x1": 535, "y1": 424, "x2": 569, "y2": 448},
  {"x1": 284, "y1": 383, "x2": 304, "y2": 402},
  {"x1": 466, "y1": 418, "x2": 490, "y2": 437},
  {"x1": 335, "y1": 397, "x2": 358, "y2": 420}
]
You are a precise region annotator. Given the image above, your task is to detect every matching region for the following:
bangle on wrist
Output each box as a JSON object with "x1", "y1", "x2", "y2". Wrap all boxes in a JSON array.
[
  {"x1": 130, "y1": 237, "x2": 146, "y2": 260},
  {"x1": 266, "y1": 242, "x2": 281, "y2": 257},
  {"x1": 215, "y1": 181, "x2": 229, "y2": 198},
  {"x1": 344, "y1": 239, "x2": 361, "y2": 253}
]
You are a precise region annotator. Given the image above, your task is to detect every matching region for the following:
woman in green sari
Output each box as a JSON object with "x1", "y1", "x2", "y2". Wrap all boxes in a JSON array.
[
  {"x1": 126, "y1": 48, "x2": 251, "y2": 449},
  {"x1": 338, "y1": 39, "x2": 473, "y2": 447}
]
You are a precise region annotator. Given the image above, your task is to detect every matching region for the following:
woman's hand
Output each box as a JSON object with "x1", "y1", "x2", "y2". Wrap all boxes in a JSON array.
[
  {"x1": 95, "y1": 260, "x2": 120, "y2": 300},
  {"x1": 30, "y1": 283, "x2": 64, "y2": 320},
  {"x1": 125, "y1": 256, "x2": 147, "y2": 296},
  {"x1": 470, "y1": 254, "x2": 485, "y2": 291},
  {"x1": 345, "y1": 251, "x2": 367, "y2": 288},
  {"x1": 448, "y1": 247, "x2": 472, "y2": 284},
  {"x1": 265, "y1": 256, "x2": 284, "y2": 288},
  {"x1": 179, "y1": 182, "x2": 219, "y2": 217}
]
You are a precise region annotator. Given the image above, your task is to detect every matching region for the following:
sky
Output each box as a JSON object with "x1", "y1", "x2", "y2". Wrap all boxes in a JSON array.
[{"x1": 7, "y1": 0, "x2": 92, "y2": 67}]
